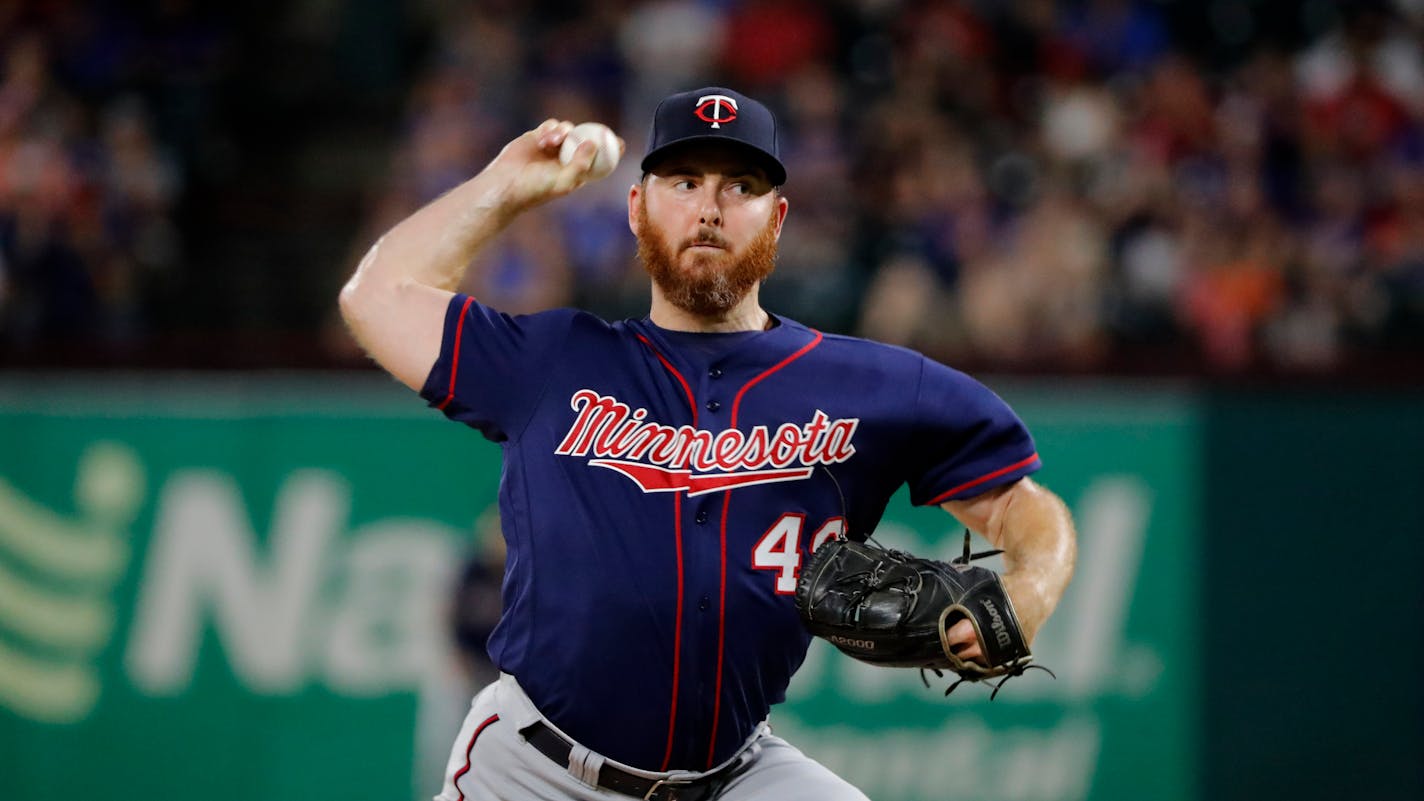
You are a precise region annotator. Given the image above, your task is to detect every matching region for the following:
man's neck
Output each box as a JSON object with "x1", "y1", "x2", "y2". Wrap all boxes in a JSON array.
[{"x1": 649, "y1": 286, "x2": 770, "y2": 333}]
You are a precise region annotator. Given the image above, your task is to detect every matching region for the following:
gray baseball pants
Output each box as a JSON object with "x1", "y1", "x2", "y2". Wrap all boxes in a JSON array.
[{"x1": 434, "y1": 674, "x2": 869, "y2": 801}]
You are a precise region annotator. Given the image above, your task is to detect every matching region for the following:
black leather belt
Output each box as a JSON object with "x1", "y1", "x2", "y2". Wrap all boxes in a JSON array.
[{"x1": 520, "y1": 721, "x2": 728, "y2": 801}]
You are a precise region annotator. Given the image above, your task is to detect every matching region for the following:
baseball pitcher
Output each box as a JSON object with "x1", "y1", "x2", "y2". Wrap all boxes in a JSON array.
[{"x1": 339, "y1": 86, "x2": 1077, "y2": 801}]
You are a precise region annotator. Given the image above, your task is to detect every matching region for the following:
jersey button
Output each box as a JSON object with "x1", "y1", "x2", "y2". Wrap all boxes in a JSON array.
[
  {"x1": 709, "y1": 367, "x2": 723, "y2": 379},
  {"x1": 695, "y1": 510, "x2": 709, "y2": 524},
  {"x1": 698, "y1": 596, "x2": 711, "y2": 611},
  {"x1": 706, "y1": 400, "x2": 721, "y2": 412}
]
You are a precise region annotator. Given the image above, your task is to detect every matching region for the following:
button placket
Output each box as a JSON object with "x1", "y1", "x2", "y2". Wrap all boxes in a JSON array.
[{"x1": 704, "y1": 367, "x2": 723, "y2": 414}]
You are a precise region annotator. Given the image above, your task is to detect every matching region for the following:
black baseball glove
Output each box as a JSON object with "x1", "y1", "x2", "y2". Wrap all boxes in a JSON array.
[{"x1": 794, "y1": 531, "x2": 1050, "y2": 697}]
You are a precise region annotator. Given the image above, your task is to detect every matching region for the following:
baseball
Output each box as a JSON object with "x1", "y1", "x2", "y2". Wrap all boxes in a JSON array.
[{"x1": 559, "y1": 122, "x2": 620, "y2": 180}]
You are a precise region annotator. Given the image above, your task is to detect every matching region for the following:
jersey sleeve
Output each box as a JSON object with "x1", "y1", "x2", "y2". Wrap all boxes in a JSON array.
[
  {"x1": 418, "y1": 294, "x2": 575, "y2": 442},
  {"x1": 905, "y1": 357, "x2": 1041, "y2": 506}
]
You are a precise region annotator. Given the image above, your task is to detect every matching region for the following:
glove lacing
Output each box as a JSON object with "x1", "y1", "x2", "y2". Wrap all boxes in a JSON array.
[
  {"x1": 917, "y1": 530, "x2": 1058, "y2": 699},
  {"x1": 920, "y1": 662, "x2": 1057, "y2": 699}
]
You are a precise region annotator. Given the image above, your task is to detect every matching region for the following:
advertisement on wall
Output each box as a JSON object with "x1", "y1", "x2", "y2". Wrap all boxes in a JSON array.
[{"x1": 0, "y1": 377, "x2": 1197, "y2": 801}]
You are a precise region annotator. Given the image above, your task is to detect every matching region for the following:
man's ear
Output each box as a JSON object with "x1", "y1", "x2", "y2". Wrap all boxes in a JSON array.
[
  {"x1": 628, "y1": 183, "x2": 642, "y2": 236},
  {"x1": 772, "y1": 194, "x2": 789, "y2": 240}
]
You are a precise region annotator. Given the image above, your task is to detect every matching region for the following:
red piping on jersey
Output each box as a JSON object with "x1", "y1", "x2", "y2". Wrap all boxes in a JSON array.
[
  {"x1": 637, "y1": 334, "x2": 698, "y2": 426},
  {"x1": 661, "y1": 491, "x2": 686, "y2": 771},
  {"x1": 730, "y1": 330, "x2": 823, "y2": 420},
  {"x1": 436, "y1": 296, "x2": 477, "y2": 411},
  {"x1": 705, "y1": 329, "x2": 824, "y2": 767},
  {"x1": 453, "y1": 713, "x2": 499, "y2": 801},
  {"x1": 637, "y1": 333, "x2": 697, "y2": 771},
  {"x1": 925, "y1": 453, "x2": 1041, "y2": 506},
  {"x1": 706, "y1": 489, "x2": 732, "y2": 769}
]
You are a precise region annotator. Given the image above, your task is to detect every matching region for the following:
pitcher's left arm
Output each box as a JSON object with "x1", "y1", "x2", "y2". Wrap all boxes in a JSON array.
[{"x1": 940, "y1": 477, "x2": 1077, "y2": 659}]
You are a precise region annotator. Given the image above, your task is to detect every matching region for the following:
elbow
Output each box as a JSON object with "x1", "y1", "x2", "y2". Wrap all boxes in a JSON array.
[
  {"x1": 337, "y1": 277, "x2": 366, "y2": 327},
  {"x1": 337, "y1": 279, "x2": 377, "y2": 343},
  {"x1": 339, "y1": 237, "x2": 393, "y2": 329},
  {"x1": 338, "y1": 274, "x2": 410, "y2": 342}
]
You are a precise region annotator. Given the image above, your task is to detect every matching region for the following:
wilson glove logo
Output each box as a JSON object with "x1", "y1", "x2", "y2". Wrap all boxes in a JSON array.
[
  {"x1": 981, "y1": 597, "x2": 1014, "y2": 648},
  {"x1": 555, "y1": 390, "x2": 859, "y2": 496}
]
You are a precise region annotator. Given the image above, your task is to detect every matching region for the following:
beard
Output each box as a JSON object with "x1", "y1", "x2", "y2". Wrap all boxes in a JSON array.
[{"x1": 635, "y1": 201, "x2": 779, "y2": 318}]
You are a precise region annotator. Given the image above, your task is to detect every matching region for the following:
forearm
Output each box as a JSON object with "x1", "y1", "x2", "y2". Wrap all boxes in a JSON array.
[
  {"x1": 943, "y1": 477, "x2": 1076, "y2": 642},
  {"x1": 336, "y1": 171, "x2": 518, "y2": 387},
  {"x1": 343, "y1": 118, "x2": 598, "y2": 307},
  {"x1": 346, "y1": 165, "x2": 521, "y2": 300},
  {"x1": 336, "y1": 151, "x2": 529, "y2": 390},
  {"x1": 984, "y1": 480, "x2": 1076, "y2": 639},
  {"x1": 336, "y1": 120, "x2": 605, "y2": 389}
]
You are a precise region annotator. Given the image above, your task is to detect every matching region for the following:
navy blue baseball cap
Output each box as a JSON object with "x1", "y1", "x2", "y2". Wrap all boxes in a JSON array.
[{"x1": 640, "y1": 87, "x2": 787, "y2": 186}]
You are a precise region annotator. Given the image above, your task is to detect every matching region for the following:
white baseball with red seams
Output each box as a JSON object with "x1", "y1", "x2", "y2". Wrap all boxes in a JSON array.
[{"x1": 559, "y1": 122, "x2": 620, "y2": 179}]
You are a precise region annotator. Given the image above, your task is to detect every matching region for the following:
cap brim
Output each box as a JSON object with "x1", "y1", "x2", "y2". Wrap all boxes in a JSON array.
[{"x1": 640, "y1": 136, "x2": 787, "y2": 186}]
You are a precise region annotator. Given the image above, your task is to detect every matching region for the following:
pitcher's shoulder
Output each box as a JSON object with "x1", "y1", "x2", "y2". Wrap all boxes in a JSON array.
[{"x1": 800, "y1": 325, "x2": 932, "y2": 371}]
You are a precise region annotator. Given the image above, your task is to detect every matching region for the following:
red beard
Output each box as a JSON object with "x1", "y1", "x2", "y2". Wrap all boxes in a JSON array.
[{"x1": 635, "y1": 201, "x2": 779, "y2": 317}]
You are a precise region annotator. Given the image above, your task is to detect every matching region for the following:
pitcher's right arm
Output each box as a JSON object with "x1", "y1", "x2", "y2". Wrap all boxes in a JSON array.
[{"x1": 338, "y1": 120, "x2": 619, "y2": 390}]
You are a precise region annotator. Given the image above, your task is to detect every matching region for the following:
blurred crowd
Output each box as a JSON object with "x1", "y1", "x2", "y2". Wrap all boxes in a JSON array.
[
  {"x1": 4, "y1": 1, "x2": 1424, "y2": 377},
  {"x1": 0, "y1": 2, "x2": 219, "y2": 356}
]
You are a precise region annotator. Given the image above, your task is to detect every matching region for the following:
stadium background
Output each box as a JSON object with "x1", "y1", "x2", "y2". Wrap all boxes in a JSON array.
[{"x1": 0, "y1": 2, "x2": 1420, "y2": 800}]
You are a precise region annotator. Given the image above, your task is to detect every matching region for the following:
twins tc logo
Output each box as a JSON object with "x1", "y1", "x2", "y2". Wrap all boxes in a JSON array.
[
  {"x1": 556, "y1": 390, "x2": 858, "y2": 496},
  {"x1": 695, "y1": 94, "x2": 738, "y2": 129}
]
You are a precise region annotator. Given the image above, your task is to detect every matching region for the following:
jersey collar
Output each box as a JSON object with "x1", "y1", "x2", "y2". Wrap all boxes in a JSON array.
[{"x1": 630, "y1": 313, "x2": 817, "y2": 373}]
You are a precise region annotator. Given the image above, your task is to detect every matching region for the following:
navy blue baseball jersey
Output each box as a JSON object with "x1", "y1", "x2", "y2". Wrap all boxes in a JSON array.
[{"x1": 419, "y1": 294, "x2": 1041, "y2": 772}]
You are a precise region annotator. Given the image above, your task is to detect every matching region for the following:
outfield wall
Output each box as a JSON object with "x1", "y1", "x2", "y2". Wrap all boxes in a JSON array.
[{"x1": 0, "y1": 374, "x2": 1416, "y2": 801}]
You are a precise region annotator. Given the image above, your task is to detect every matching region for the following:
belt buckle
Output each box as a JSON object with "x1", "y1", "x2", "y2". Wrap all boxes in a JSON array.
[{"x1": 642, "y1": 775, "x2": 699, "y2": 801}]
